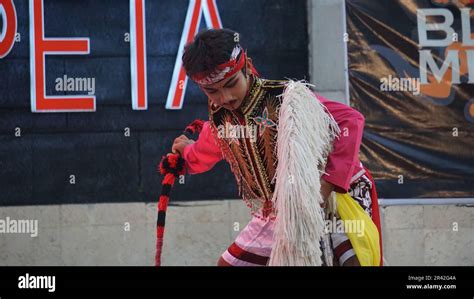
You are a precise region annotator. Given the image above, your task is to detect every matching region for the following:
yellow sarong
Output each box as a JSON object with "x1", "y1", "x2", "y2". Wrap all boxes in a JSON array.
[{"x1": 335, "y1": 192, "x2": 381, "y2": 266}]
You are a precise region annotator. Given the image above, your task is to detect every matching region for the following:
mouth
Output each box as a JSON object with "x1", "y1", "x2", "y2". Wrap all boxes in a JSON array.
[{"x1": 225, "y1": 99, "x2": 238, "y2": 109}]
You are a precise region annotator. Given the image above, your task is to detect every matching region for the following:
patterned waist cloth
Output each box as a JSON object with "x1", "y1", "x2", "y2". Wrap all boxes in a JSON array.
[{"x1": 221, "y1": 174, "x2": 373, "y2": 266}]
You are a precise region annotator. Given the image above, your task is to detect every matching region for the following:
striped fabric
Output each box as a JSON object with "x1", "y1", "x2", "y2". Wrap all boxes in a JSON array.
[
  {"x1": 221, "y1": 173, "x2": 374, "y2": 266},
  {"x1": 221, "y1": 216, "x2": 274, "y2": 266},
  {"x1": 222, "y1": 243, "x2": 270, "y2": 266}
]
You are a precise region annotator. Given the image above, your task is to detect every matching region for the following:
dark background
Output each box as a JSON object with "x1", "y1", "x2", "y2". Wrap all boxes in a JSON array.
[{"x1": 0, "y1": 0, "x2": 309, "y2": 206}]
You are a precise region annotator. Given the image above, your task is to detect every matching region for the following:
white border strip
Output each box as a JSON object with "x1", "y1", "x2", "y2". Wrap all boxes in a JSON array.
[
  {"x1": 379, "y1": 198, "x2": 474, "y2": 206},
  {"x1": 0, "y1": 5, "x2": 7, "y2": 42},
  {"x1": 130, "y1": 0, "x2": 148, "y2": 110},
  {"x1": 202, "y1": 0, "x2": 222, "y2": 28},
  {"x1": 165, "y1": 0, "x2": 202, "y2": 110},
  {"x1": 342, "y1": 0, "x2": 350, "y2": 105}
]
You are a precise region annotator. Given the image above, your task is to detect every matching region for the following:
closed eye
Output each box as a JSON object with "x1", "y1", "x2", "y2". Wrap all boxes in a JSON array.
[
  {"x1": 225, "y1": 81, "x2": 237, "y2": 88},
  {"x1": 224, "y1": 77, "x2": 239, "y2": 88},
  {"x1": 203, "y1": 75, "x2": 239, "y2": 94}
]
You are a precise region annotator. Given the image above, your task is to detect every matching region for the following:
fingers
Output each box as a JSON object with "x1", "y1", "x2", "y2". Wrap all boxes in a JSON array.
[
  {"x1": 171, "y1": 143, "x2": 180, "y2": 155},
  {"x1": 171, "y1": 135, "x2": 192, "y2": 155},
  {"x1": 175, "y1": 134, "x2": 188, "y2": 141},
  {"x1": 171, "y1": 140, "x2": 184, "y2": 155}
]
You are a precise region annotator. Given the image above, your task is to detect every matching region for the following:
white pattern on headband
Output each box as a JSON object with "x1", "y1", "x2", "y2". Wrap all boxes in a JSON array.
[{"x1": 194, "y1": 45, "x2": 242, "y2": 85}]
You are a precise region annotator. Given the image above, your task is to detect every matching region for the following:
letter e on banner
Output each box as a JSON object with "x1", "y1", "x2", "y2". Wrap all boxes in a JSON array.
[{"x1": 30, "y1": 0, "x2": 95, "y2": 112}]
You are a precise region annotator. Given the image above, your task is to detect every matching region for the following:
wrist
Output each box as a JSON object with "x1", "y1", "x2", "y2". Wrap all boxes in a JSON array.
[
  {"x1": 321, "y1": 179, "x2": 335, "y2": 207},
  {"x1": 180, "y1": 140, "x2": 195, "y2": 156}
]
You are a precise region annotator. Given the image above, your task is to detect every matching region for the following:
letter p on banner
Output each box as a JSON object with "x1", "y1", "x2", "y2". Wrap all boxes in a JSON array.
[
  {"x1": 30, "y1": 0, "x2": 95, "y2": 112},
  {"x1": 0, "y1": 0, "x2": 17, "y2": 58}
]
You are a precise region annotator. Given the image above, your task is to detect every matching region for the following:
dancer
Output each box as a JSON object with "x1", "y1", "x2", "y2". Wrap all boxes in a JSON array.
[{"x1": 172, "y1": 28, "x2": 382, "y2": 266}]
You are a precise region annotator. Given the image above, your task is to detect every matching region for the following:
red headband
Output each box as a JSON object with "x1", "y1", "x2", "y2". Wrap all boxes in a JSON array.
[{"x1": 190, "y1": 46, "x2": 259, "y2": 85}]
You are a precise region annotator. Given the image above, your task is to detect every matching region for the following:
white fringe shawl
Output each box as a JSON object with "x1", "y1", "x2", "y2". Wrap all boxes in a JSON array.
[{"x1": 268, "y1": 80, "x2": 340, "y2": 266}]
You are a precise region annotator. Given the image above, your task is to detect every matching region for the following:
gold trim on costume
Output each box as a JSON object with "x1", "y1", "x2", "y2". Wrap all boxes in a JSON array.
[{"x1": 208, "y1": 77, "x2": 288, "y2": 219}]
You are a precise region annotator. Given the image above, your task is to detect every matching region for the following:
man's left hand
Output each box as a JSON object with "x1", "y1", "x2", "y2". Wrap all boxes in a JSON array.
[{"x1": 320, "y1": 179, "x2": 335, "y2": 208}]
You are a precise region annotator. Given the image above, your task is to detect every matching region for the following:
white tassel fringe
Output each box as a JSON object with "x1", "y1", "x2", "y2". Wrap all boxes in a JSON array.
[{"x1": 268, "y1": 80, "x2": 340, "y2": 266}]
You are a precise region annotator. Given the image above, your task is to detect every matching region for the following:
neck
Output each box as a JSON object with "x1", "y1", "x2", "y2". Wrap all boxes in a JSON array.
[{"x1": 235, "y1": 75, "x2": 255, "y2": 112}]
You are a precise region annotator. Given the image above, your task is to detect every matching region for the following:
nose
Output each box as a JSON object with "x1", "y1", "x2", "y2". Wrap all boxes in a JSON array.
[{"x1": 219, "y1": 90, "x2": 233, "y2": 105}]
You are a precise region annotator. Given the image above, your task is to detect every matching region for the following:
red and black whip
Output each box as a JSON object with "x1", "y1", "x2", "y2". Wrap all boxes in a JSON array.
[{"x1": 155, "y1": 119, "x2": 204, "y2": 266}]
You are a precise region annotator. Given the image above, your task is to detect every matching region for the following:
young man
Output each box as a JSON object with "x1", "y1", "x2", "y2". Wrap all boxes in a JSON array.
[{"x1": 172, "y1": 28, "x2": 380, "y2": 266}]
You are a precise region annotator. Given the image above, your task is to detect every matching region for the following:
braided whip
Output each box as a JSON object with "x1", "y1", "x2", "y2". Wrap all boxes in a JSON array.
[{"x1": 155, "y1": 119, "x2": 204, "y2": 266}]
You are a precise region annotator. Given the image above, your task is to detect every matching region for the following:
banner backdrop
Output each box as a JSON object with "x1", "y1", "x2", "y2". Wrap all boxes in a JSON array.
[
  {"x1": 347, "y1": 0, "x2": 474, "y2": 198},
  {"x1": 0, "y1": 0, "x2": 308, "y2": 205}
]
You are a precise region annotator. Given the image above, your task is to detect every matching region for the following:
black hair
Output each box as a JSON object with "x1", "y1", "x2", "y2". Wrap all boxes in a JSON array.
[{"x1": 182, "y1": 28, "x2": 241, "y2": 78}]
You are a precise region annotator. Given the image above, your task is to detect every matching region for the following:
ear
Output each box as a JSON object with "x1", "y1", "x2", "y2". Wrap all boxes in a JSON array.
[
  {"x1": 246, "y1": 57, "x2": 255, "y2": 75},
  {"x1": 243, "y1": 58, "x2": 251, "y2": 77}
]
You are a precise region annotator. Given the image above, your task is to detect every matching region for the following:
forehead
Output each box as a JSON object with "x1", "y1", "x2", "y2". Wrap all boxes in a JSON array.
[{"x1": 200, "y1": 72, "x2": 240, "y2": 90}]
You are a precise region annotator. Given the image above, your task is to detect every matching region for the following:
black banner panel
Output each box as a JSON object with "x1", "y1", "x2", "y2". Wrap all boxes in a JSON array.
[
  {"x1": 0, "y1": 0, "x2": 309, "y2": 206},
  {"x1": 347, "y1": 0, "x2": 474, "y2": 199}
]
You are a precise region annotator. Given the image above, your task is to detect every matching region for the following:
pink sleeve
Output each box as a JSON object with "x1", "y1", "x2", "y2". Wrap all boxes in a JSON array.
[
  {"x1": 317, "y1": 95, "x2": 365, "y2": 192},
  {"x1": 182, "y1": 121, "x2": 224, "y2": 174}
]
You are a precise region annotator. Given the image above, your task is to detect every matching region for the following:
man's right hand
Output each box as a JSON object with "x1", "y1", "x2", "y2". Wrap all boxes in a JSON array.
[{"x1": 172, "y1": 135, "x2": 195, "y2": 156}]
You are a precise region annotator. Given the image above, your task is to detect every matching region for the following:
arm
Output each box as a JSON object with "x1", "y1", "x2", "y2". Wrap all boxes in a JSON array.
[
  {"x1": 317, "y1": 95, "x2": 365, "y2": 193},
  {"x1": 178, "y1": 121, "x2": 224, "y2": 174}
]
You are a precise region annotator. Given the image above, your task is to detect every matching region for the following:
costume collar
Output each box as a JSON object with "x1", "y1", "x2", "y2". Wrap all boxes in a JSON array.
[{"x1": 237, "y1": 75, "x2": 263, "y2": 115}]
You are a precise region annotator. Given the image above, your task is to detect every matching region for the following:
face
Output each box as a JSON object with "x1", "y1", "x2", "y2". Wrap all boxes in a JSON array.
[{"x1": 200, "y1": 70, "x2": 249, "y2": 111}]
